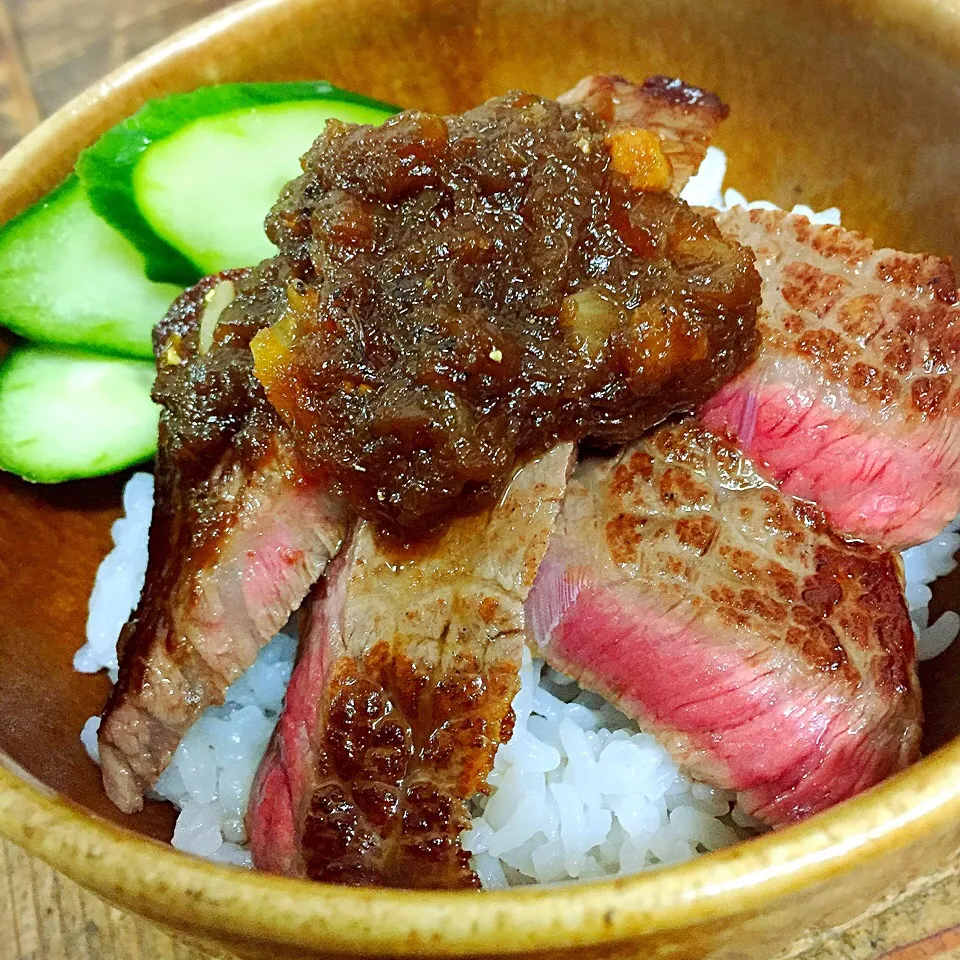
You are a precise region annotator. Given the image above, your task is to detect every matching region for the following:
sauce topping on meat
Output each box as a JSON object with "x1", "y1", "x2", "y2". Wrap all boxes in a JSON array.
[{"x1": 251, "y1": 91, "x2": 760, "y2": 532}]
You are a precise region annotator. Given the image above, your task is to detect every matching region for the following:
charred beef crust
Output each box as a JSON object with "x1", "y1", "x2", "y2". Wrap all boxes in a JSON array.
[
  {"x1": 101, "y1": 267, "x2": 347, "y2": 813},
  {"x1": 254, "y1": 91, "x2": 760, "y2": 532}
]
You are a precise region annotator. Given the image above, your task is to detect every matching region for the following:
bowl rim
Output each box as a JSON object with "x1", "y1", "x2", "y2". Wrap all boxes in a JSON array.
[
  {"x1": 4, "y1": 744, "x2": 960, "y2": 954},
  {"x1": 2, "y1": 0, "x2": 960, "y2": 952}
]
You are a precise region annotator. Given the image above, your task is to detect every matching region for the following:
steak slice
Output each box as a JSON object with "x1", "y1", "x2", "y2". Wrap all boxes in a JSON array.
[
  {"x1": 99, "y1": 269, "x2": 346, "y2": 814},
  {"x1": 560, "y1": 74, "x2": 728, "y2": 193},
  {"x1": 700, "y1": 207, "x2": 960, "y2": 549},
  {"x1": 247, "y1": 444, "x2": 573, "y2": 887},
  {"x1": 526, "y1": 419, "x2": 921, "y2": 825}
]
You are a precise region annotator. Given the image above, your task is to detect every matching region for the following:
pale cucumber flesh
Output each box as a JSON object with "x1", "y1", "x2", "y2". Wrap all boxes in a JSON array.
[
  {"x1": 0, "y1": 179, "x2": 181, "y2": 358},
  {"x1": 0, "y1": 346, "x2": 159, "y2": 483},
  {"x1": 135, "y1": 100, "x2": 393, "y2": 273}
]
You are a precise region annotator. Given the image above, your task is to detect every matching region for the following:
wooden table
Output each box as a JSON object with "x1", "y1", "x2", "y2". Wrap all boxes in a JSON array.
[{"x1": 1, "y1": 1, "x2": 960, "y2": 957}]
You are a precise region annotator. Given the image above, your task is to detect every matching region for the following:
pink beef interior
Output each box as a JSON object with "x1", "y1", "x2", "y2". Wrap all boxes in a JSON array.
[
  {"x1": 527, "y1": 419, "x2": 922, "y2": 825},
  {"x1": 701, "y1": 207, "x2": 960, "y2": 549}
]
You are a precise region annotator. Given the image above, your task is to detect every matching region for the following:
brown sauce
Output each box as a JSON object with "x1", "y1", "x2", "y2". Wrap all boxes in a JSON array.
[{"x1": 246, "y1": 92, "x2": 760, "y2": 532}]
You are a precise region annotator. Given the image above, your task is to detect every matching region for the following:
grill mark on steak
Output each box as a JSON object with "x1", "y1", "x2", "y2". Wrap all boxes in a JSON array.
[
  {"x1": 700, "y1": 207, "x2": 960, "y2": 548},
  {"x1": 526, "y1": 419, "x2": 921, "y2": 825},
  {"x1": 98, "y1": 270, "x2": 346, "y2": 813},
  {"x1": 247, "y1": 445, "x2": 573, "y2": 886}
]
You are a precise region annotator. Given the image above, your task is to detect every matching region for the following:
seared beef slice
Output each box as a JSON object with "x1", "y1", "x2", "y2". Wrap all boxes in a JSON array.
[
  {"x1": 247, "y1": 445, "x2": 573, "y2": 887},
  {"x1": 99, "y1": 271, "x2": 346, "y2": 813},
  {"x1": 701, "y1": 208, "x2": 960, "y2": 549},
  {"x1": 527, "y1": 419, "x2": 921, "y2": 825}
]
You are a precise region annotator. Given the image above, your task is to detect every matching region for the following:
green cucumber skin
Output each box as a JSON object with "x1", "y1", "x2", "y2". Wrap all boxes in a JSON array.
[
  {"x1": 0, "y1": 345, "x2": 158, "y2": 484},
  {"x1": 135, "y1": 98, "x2": 394, "y2": 274},
  {"x1": 77, "y1": 81, "x2": 398, "y2": 283},
  {"x1": 0, "y1": 176, "x2": 182, "y2": 359}
]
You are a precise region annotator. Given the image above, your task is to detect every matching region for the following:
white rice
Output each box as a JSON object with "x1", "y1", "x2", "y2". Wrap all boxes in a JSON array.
[
  {"x1": 73, "y1": 150, "x2": 960, "y2": 882},
  {"x1": 463, "y1": 650, "x2": 757, "y2": 887},
  {"x1": 74, "y1": 471, "x2": 154, "y2": 683},
  {"x1": 678, "y1": 145, "x2": 842, "y2": 225}
]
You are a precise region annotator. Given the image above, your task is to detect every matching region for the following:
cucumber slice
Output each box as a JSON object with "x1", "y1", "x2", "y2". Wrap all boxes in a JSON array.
[
  {"x1": 78, "y1": 82, "x2": 397, "y2": 281},
  {"x1": 0, "y1": 345, "x2": 158, "y2": 483},
  {"x1": 0, "y1": 177, "x2": 182, "y2": 359}
]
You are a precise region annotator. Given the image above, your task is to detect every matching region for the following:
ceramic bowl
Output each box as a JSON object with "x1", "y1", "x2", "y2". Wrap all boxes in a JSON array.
[{"x1": 1, "y1": 0, "x2": 960, "y2": 957}]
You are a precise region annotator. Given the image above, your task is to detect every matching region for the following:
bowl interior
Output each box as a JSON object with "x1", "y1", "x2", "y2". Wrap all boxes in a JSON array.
[{"x1": 1, "y1": 0, "x2": 960, "y2": 846}]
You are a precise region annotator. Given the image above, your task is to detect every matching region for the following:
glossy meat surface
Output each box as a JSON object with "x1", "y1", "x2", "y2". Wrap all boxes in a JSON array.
[
  {"x1": 526, "y1": 419, "x2": 921, "y2": 825},
  {"x1": 701, "y1": 207, "x2": 960, "y2": 548},
  {"x1": 98, "y1": 274, "x2": 346, "y2": 813},
  {"x1": 247, "y1": 446, "x2": 573, "y2": 886}
]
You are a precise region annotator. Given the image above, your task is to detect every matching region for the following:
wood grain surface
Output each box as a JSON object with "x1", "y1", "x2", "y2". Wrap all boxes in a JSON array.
[{"x1": 0, "y1": 1, "x2": 960, "y2": 958}]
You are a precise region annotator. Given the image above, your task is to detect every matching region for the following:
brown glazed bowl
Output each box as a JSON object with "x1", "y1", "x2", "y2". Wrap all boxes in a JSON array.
[{"x1": 2, "y1": 0, "x2": 960, "y2": 957}]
